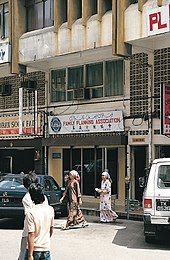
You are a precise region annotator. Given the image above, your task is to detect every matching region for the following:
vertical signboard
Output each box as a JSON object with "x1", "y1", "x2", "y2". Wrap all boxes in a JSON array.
[
  {"x1": 19, "y1": 87, "x2": 23, "y2": 134},
  {"x1": 161, "y1": 84, "x2": 170, "y2": 135}
]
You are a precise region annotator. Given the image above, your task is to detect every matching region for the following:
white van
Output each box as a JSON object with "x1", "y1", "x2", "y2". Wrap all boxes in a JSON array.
[{"x1": 142, "y1": 158, "x2": 170, "y2": 243}]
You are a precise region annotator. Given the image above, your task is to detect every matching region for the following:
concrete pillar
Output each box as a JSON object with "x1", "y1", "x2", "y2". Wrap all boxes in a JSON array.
[
  {"x1": 116, "y1": 0, "x2": 132, "y2": 56},
  {"x1": 138, "y1": 0, "x2": 147, "y2": 11},
  {"x1": 82, "y1": 0, "x2": 96, "y2": 25},
  {"x1": 157, "y1": 0, "x2": 163, "y2": 6},
  {"x1": 10, "y1": 0, "x2": 26, "y2": 74},
  {"x1": 54, "y1": 0, "x2": 67, "y2": 30}
]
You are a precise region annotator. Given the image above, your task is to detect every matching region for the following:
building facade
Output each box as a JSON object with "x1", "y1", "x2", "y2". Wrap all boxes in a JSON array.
[{"x1": 0, "y1": 0, "x2": 169, "y2": 206}]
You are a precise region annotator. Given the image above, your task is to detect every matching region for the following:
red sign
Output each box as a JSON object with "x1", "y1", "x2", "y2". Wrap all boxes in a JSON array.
[{"x1": 162, "y1": 84, "x2": 170, "y2": 135}]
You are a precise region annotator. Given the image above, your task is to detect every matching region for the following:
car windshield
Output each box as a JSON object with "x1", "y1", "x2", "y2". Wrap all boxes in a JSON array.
[
  {"x1": 0, "y1": 176, "x2": 25, "y2": 190},
  {"x1": 157, "y1": 165, "x2": 170, "y2": 188}
]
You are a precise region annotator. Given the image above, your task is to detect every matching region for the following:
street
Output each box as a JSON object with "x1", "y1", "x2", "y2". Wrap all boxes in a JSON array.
[{"x1": 0, "y1": 216, "x2": 170, "y2": 260}]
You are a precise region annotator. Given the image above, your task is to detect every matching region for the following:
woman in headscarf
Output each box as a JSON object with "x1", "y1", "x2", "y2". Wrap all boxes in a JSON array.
[
  {"x1": 60, "y1": 170, "x2": 88, "y2": 230},
  {"x1": 95, "y1": 171, "x2": 118, "y2": 223}
]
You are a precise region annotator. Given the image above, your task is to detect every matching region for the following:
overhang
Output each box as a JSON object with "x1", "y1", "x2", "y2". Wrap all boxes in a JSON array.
[
  {"x1": 21, "y1": 45, "x2": 122, "y2": 73},
  {"x1": 127, "y1": 32, "x2": 170, "y2": 51},
  {"x1": 42, "y1": 133, "x2": 128, "y2": 147}
]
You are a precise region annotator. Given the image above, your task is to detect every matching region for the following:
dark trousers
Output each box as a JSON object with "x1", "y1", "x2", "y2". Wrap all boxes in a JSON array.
[{"x1": 24, "y1": 250, "x2": 51, "y2": 260}]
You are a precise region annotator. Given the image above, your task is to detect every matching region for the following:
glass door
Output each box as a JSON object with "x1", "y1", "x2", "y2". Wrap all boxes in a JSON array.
[{"x1": 62, "y1": 147, "x2": 118, "y2": 196}]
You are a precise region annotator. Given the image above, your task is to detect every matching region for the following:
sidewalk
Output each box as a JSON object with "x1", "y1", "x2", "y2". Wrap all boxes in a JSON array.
[{"x1": 81, "y1": 201, "x2": 143, "y2": 221}]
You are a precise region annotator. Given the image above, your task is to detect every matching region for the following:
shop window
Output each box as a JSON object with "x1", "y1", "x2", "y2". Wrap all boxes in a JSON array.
[
  {"x1": 26, "y1": 0, "x2": 54, "y2": 32},
  {"x1": 103, "y1": 0, "x2": 112, "y2": 13},
  {"x1": 51, "y1": 69, "x2": 66, "y2": 102},
  {"x1": 0, "y1": 2, "x2": 9, "y2": 38},
  {"x1": 105, "y1": 60, "x2": 124, "y2": 96}
]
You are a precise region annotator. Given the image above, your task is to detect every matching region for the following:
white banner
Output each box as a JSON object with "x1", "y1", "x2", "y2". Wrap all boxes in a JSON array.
[
  {"x1": 48, "y1": 111, "x2": 124, "y2": 135},
  {"x1": 147, "y1": 5, "x2": 170, "y2": 36}
]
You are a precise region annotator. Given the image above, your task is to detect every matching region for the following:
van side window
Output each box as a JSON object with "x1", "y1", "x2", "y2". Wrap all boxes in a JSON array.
[{"x1": 157, "y1": 165, "x2": 170, "y2": 188}]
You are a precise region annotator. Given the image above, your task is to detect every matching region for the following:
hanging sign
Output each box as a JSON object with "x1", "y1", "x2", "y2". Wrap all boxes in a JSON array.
[
  {"x1": 48, "y1": 110, "x2": 124, "y2": 135},
  {"x1": 161, "y1": 84, "x2": 170, "y2": 135}
]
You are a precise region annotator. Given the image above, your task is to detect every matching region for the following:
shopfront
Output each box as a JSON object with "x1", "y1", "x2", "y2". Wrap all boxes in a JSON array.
[
  {"x1": 44, "y1": 110, "x2": 127, "y2": 204},
  {"x1": 0, "y1": 112, "x2": 43, "y2": 174}
]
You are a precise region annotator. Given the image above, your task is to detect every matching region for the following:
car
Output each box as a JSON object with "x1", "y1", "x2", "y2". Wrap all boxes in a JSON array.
[{"x1": 0, "y1": 173, "x2": 68, "y2": 219}]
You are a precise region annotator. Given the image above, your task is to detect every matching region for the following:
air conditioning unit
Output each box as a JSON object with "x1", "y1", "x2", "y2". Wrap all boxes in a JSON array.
[
  {"x1": 73, "y1": 88, "x2": 91, "y2": 100},
  {"x1": 0, "y1": 84, "x2": 12, "y2": 96},
  {"x1": 21, "y1": 79, "x2": 37, "y2": 91},
  {"x1": 73, "y1": 88, "x2": 84, "y2": 100}
]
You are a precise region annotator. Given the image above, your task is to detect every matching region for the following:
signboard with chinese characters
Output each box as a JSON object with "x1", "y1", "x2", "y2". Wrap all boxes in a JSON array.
[
  {"x1": 0, "y1": 42, "x2": 11, "y2": 63},
  {"x1": 48, "y1": 111, "x2": 124, "y2": 135},
  {"x1": 0, "y1": 113, "x2": 42, "y2": 137},
  {"x1": 161, "y1": 84, "x2": 170, "y2": 135},
  {"x1": 147, "y1": 5, "x2": 170, "y2": 36}
]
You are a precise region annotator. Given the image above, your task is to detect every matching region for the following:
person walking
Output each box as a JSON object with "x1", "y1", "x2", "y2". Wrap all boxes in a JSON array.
[
  {"x1": 24, "y1": 183, "x2": 54, "y2": 260},
  {"x1": 95, "y1": 171, "x2": 118, "y2": 223},
  {"x1": 18, "y1": 172, "x2": 48, "y2": 260},
  {"x1": 60, "y1": 170, "x2": 88, "y2": 230}
]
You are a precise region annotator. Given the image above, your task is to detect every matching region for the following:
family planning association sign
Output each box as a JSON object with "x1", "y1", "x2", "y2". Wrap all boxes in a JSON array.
[{"x1": 48, "y1": 111, "x2": 124, "y2": 135}]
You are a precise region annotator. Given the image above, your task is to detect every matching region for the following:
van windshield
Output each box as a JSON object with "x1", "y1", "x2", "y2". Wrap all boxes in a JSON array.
[{"x1": 157, "y1": 165, "x2": 170, "y2": 188}]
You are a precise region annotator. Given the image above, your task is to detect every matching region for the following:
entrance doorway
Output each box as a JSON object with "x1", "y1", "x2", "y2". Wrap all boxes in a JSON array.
[
  {"x1": 63, "y1": 147, "x2": 118, "y2": 196},
  {"x1": 132, "y1": 146, "x2": 147, "y2": 202}
]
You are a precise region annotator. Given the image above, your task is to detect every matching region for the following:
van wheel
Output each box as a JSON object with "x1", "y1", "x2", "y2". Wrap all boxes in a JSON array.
[{"x1": 145, "y1": 236, "x2": 155, "y2": 244}]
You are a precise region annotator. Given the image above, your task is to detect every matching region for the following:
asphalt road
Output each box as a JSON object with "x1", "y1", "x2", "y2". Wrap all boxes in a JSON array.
[{"x1": 0, "y1": 216, "x2": 170, "y2": 260}]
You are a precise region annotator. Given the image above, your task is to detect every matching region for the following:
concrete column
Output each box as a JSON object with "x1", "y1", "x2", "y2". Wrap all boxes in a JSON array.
[
  {"x1": 116, "y1": 0, "x2": 132, "y2": 56},
  {"x1": 157, "y1": 0, "x2": 163, "y2": 6},
  {"x1": 82, "y1": 0, "x2": 95, "y2": 26},
  {"x1": 54, "y1": 0, "x2": 67, "y2": 30},
  {"x1": 112, "y1": 0, "x2": 117, "y2": 54},
  {"x1": 138, "y1": 0, "x2": 147, "y2": 12},
  {"x1": 10, "y1": 0, "x2": 26, "y2": 74},
  {"x1": 98, "y1": 0, "x2": 104, "y2": 21}
]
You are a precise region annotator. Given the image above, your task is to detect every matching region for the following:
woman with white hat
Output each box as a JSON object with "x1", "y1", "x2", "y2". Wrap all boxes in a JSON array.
[{"x1": 95, "y1": 171, "x2": 118, "y2": 223}]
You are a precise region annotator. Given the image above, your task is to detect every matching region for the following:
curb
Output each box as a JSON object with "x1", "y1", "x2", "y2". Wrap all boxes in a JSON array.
[{"x1": 81, "y1": 207, "x2": 143, "y2": 221}]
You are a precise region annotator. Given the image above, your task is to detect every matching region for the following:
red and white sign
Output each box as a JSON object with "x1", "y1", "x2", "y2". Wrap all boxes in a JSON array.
[
  {"x1": 0, "y1": 113, "x2": 42, "y2": 137},
  {"x1": 48, "y1": 111, "x2": 124, "y2": 135},
  {"x1": 162, "y1": 84, "x2": 170, "y2": 135},
  {"x1": 147, "y1": 5, "x2": 170, "y2": 36}
]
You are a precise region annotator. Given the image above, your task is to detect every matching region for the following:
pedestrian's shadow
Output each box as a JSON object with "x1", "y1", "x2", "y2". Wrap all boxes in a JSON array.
[
  {"x1": 112, "y1": 220, "x2": 170, "y2": 250},
  {"x1": 54, "y1": 225, "x2": 87, "y2": 231}
]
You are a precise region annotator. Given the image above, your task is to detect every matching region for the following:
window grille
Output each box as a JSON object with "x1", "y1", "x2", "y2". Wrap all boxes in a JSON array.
[
  {"x1": 130, "y1": 53, "x2": 149, "y2": 116},
  {"x1": 154, "y1": 47, "x2": 170, "y2": 117}
]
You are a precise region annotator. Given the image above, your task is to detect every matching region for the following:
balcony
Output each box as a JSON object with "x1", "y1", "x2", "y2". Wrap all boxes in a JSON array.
[{"x1": 19, "y1": 27, "x2": 57, "y2": 64}]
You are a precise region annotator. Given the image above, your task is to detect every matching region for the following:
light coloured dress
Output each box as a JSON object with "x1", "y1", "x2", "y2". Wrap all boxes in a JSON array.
[{"x1": 100, "y1": 179, "x2": 118, "y2": 222}]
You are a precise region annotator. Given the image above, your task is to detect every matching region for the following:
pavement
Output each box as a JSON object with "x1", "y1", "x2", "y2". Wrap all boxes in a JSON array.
[{"x1": 81, "y1": 201, "x2": 143, "y2": 221}]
